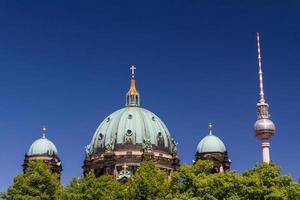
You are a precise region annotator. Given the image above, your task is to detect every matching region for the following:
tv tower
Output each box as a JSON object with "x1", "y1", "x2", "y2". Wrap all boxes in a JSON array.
[{"x1": 253, "y1": 32, "x2": 276, "y2": 163}]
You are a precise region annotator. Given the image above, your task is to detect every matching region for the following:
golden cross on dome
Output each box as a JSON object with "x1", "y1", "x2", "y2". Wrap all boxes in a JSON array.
[{"x1": 130, "y1": 65, "x2": 136, "y2": 78}]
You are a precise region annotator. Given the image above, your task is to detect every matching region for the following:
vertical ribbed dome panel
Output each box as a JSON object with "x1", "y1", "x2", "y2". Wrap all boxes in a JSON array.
[{"x1": 88, "y1": 106, "x2": 177, "y2": 154}]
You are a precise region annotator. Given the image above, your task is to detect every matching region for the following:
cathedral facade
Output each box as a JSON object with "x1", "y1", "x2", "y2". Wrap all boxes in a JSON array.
[{"x1": 23, "y1": 33, "x2": 275, "y2": 181}]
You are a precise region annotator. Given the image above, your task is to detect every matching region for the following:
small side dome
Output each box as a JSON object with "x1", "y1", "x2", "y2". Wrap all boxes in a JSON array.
[
  {"x1": 196, "y1": 124, "x2": 226, "y2": 153},
  {"x1": 27, "y1": 127, "x2": 58, "y2": 156}
]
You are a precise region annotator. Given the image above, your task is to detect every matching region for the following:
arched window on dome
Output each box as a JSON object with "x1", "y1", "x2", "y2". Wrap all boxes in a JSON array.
[
  {"x1": 97, "y1": 133, "x2": 105, "y2": 150},
  {"x1": 157, "y1": 132, "x2": 165, "y2": 149},
  {"x1": 124, "y1": 129, "x2": 135, "y2": 144}
]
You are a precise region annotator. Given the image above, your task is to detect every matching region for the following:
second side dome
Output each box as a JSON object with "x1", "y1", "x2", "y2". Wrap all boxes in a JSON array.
[
  {"x1": 197, "y1": 135, "x2": 226, "y2": 153},
  {"x1": 27, "y1": 128, "x2": 58, "y2": 156},
  {"x1": 196, "y1": 124, "x2": 226, "y2": 153}
]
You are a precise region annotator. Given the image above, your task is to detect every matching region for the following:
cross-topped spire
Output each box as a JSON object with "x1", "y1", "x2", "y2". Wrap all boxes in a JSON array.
[
  {"x1": 126, "y1": 64, "x2": 140, "y2": 106},
  {"x1": 257, "y1": 32, "x2": 265, "y2": 103},
  {"x1": 130, "y1": 64, "x2": 136, "y2": 78}
]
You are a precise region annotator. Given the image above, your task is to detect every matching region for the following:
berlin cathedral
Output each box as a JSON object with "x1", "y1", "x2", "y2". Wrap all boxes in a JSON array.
[{"x1": 23, "y1": 33, "x2": 275, "y2": 182}]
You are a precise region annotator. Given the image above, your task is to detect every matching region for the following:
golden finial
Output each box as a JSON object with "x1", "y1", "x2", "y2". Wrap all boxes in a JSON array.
[
  {"x1": 42, "y1": 127, "x2": 47, "y2": 138},
  {"x1": 208, "y1": 123, "x2": 213, "y2": 135}
]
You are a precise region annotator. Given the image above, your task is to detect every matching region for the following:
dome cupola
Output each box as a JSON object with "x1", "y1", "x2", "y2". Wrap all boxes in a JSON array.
[
  {"x1": 195, "y1": 124, "x2": 230, "y2": 173},
  {"x1": 27, "y1": 127, "x2": 58, "y2": 156},
  {"x1": 196, "y1": 123, "x2": 226, "y2": 153},
  {"x1": 23, "y1": 127, "x2": 62, "y2": 176}
]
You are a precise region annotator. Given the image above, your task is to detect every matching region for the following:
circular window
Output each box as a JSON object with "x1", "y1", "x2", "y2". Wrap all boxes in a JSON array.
[
  {"x1": 128, "y1": 114, "x2": 133, "y2": 119},
  {"x1": 152, "y1": 116, "x2": 155, "y2": 121},
  {"x1": 98, "y1": 133, "x2": 103, "y2": 140},
  {"x1": 126, "y1": 129, "x2": 133, "y2": 136},
  {"x1": 106, "y1": 117, "x2": 110, "y2": 122}
]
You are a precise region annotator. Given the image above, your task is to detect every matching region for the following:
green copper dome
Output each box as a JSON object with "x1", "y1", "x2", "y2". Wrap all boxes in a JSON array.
[
  {"x1": 85, "y1": 67, "x2": 177, "y2": 156},
  {"x1": 27, "y1": 128, "x2": 58, "y2": 156},
  {"x1": 197, "y1": 124, "x2": 226, "y2": 153},
  {"x1": 87, "y1": 106, "x2": 177, "y2": 154}
]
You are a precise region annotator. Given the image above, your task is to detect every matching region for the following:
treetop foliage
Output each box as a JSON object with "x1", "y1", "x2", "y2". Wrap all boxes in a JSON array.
[
  {"x1": 1, "y1": 160, "x2": 61, "y2": 200},
  {"x1": 2, "y1": 160, "x2": 300, "y2": 200}
]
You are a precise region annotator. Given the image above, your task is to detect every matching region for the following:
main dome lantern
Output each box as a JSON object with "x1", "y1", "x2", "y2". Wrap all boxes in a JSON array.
[{"x1": 83, "y1": 65, "x2": 179, "y2": 179}]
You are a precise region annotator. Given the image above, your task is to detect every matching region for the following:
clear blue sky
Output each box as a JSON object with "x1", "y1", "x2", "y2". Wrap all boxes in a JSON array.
[{"x1": 1, "y1": 1, "x2": 300, "y2": 191}]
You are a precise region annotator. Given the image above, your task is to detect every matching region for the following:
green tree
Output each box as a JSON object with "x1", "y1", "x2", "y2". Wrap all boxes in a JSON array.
[
  {"x1": 170, "y1": 160, "x2": 221, "y2": 199},
  {"x1": 126, "y1": 160, "x2": 171, "y2": 200},
  {"x1": 60, "y1": 172, "x2": 125, "y2": 200},
  {"x1": 171, "y1": 160, "x2": 300, "y2": 200},
  {"x1": 1, "y1": 160, "x2": 61, "y2": 200},
  {"x1": 240, "y1": 163, "x2": 300, "y2": 200},
  {"x1": 3, "y1": 160, "x2": 300, "y2": 200}
]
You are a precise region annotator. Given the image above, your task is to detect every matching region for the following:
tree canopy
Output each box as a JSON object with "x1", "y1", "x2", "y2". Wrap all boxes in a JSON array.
[
  {"x1": 1, "y1": 160, "x2": 61, "y2": 200},
  {"x1": 126, "y1": 161, "x2": 171, "y2": 200},
  {"x1": 2, "y1": 160, "x2": 300, "y2": 200},
  {"x1": 59, "y1": 172, "x2": 125, "y2": 200},
  {"x1": 170, "y1": 161, "x2": 300, "y2": 200}
]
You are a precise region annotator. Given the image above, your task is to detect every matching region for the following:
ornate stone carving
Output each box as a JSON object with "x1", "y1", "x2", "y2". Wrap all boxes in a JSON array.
[
  {"x1": 85, "y1": 144, "x2": 92, "y2": 156},
  {"x1": 157, "y1": 132, "x2": 165, "y2": 148},
  {"x1": 142, "y1": 138, "x2": 152, "y2": 152},
  {"x1": 171, "y1": 138, "x2": 178, "y2": 154},
  {"x1": 124, "y1": 130, "x2": 135, "y2": 144},
  {"x1": 105, "y1": 139, "x2": 114, "y2": 152}
]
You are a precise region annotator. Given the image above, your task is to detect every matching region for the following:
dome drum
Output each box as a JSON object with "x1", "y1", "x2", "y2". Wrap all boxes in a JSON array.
[
  {"x1": 89, "y1": 142, "x2": 175, "y2": 157},
  {"x1": 84, "y1": 150, "x2": 179, "y2": 177},
  {"x1": 195, "y1": 151, "x2": 230, "y2": 173},
  {"x1": 84, "y1": 139, "x2": 179, "y2": 175},
  {"x1": 23, "y1": 154, "x2": 62, "y2": 175}
]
